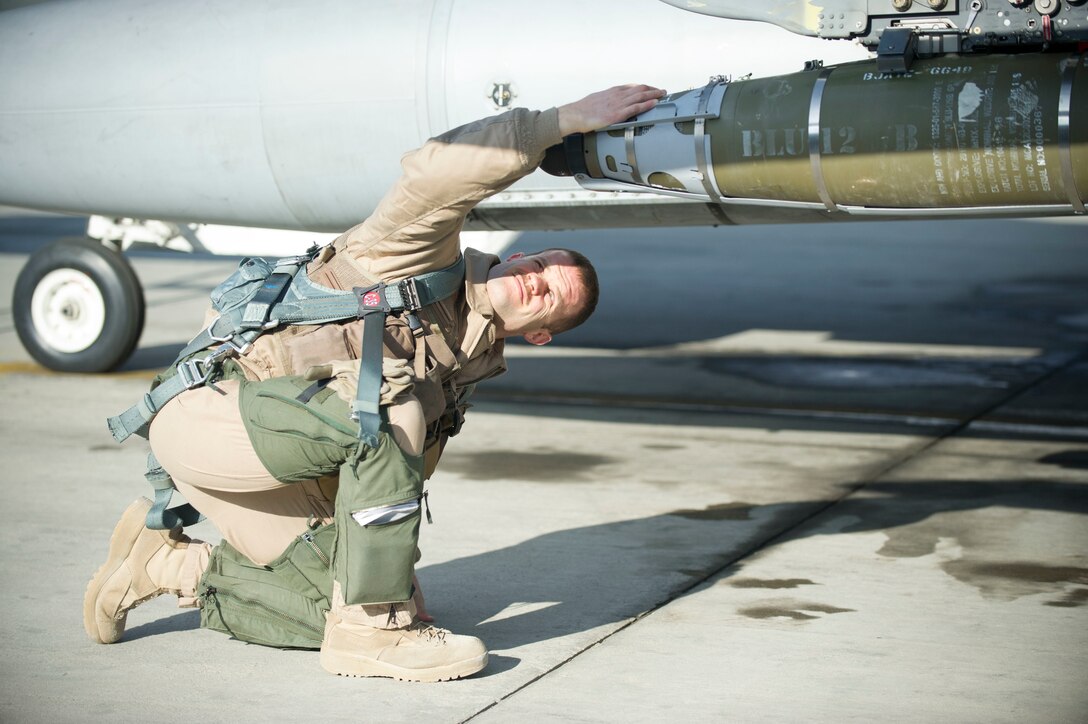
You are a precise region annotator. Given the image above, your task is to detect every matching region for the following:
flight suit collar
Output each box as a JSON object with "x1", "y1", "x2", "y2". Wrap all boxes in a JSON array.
[{"x1": 461, "y1": 247, "x2": 504, "y2": 363}]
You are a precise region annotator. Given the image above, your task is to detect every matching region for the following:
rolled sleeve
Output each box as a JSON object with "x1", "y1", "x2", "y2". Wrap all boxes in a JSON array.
[{"x1": 342, "y1": 107, "x2": 562, "y2": 273}]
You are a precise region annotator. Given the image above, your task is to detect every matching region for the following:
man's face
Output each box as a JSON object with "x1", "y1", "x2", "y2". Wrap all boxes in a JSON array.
[{"x1": 486, "y1": 249, "x2": 585, "y2": 345}]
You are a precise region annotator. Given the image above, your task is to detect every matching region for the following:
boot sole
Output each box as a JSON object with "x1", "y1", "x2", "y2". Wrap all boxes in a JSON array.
[
  {"x1": 82, "y1": 497, "x2": 153, "y2": 644},
  {"x1": 319, "y1": 649, "x2": 488, "y2": 683}
]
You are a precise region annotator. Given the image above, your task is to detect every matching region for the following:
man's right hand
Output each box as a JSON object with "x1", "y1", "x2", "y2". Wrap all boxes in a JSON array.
[{"x1": 557, "y1": 84, "x2": 667, "y2": 137}]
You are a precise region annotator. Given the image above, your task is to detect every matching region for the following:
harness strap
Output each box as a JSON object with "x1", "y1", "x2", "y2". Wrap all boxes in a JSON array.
[
  {"x1": 353, "y1": 305, "x2": 387, "y2": 449},
  {"x1": 107, "y1": 349, "x2": 233, "y2": 443},
  {"x1": 145, "y1": 452, "x2": 203, "y2": 529},
  {"x1": 172, "y1": 253, "x2": 323, "y2": 362},
  {"x1": 411, "y1": 323, "x2": 428, "y2": 379},
  {"x1": 108, "y1": 247, "x2": 465, "y2": 527},
  {"x1": 296, "y1": 377, "x2": 331, "y2": 404},
  {"x1": 348, "y1": 256, "x2": 465, "y2": 448},
  {"x1": 239, "y1": 271, "x2": 294, "y2": 329}
]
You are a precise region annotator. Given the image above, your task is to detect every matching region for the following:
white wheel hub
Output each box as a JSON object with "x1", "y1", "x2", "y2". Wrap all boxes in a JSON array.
[{"x1": 29, "y1": 269, "x2": 107, "y2": 353}]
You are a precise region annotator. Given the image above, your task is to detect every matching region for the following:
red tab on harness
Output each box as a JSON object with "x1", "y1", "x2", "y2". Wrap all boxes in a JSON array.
[{"x1": 361, "y1": 290, "x2": 382, "y2": 308}]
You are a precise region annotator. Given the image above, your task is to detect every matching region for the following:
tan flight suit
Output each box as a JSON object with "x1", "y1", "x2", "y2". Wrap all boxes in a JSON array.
[{"x1": 150, "y1": 106, "x2": 562, "y2": 626}]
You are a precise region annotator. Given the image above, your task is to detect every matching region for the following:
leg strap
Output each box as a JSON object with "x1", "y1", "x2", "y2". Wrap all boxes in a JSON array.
[
  {"x1": 144, "y1": 452, "x2": 204, "y2": 530},
  {"x1": 352, "y1": 285, "x2": 392, "y2": 450}
]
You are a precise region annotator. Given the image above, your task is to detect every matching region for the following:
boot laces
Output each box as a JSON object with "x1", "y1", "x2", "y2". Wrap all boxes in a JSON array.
[{"x1": 409, "y1": 621, "x2": 448, "y2": 643}]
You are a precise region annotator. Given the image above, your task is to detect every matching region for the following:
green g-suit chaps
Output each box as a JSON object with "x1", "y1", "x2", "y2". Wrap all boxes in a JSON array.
[{"x1": 198, "y1": 373, "x2": 423, "y2": 648}]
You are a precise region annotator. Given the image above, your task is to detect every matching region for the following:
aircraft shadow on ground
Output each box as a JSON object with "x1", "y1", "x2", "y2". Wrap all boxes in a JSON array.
[
  {"x1": 112, "y1": 337, "x2": 1087, "y2": 444},
  {"x1": 120, "y1": 344, "x2": 189, "y2": 372},
  {"x1": 102, "y1": 215, "x2": 1087, "y2": 443}
]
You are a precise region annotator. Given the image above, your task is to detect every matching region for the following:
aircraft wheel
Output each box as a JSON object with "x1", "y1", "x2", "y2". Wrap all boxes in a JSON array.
[{"x1": 13, "y1": 238, "x2": 145, "y2": 372}]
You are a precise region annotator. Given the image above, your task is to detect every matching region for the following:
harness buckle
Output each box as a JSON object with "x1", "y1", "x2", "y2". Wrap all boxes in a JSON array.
[
  {"x1": 225, "y1": 337, "x2": 251, "y2": 355},
  {"x1": 203, "y1": 315, "x2": 253, "y2": 355},
  {"x1": 205, "y1": 342, "x2": 239, "y2": 365},
  {"x1": 213, "y1": 335, "x2": 250, "y2": 356},
  {"x1": 355, "y1": 284, "x2": 393, "y2": 315},
  {"x1": 276, "y1": 251, "x2": 315, "y2": 267},
  {"x1": 177, "y1": 343, "x2": 239, "y2": 390},
  {"x1": 177, "y1": 357, "x2": 211, "y2": 389},
  {"x1": 205, "y1": 315, "x2": 235, "y2": 344},
  {"x1": 398, "y1": 278, "x2": 422, "y2": 311}
]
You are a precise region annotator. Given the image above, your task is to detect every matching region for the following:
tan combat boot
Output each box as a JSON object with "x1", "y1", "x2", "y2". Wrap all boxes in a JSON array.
[
  {"x1": 83, "y1": 497, "x2": 209, "y2": 644},
  {"x1": 320, "y1": 584, "x2": 488, "y2": 682}
]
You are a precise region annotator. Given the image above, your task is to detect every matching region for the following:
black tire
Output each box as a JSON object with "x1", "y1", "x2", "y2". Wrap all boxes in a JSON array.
[{"x1": 13, "y1": 237, "x2": 145, "y2": 373}]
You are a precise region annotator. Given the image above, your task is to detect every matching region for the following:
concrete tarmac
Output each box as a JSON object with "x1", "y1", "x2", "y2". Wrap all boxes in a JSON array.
[{"x1": 0, "y1": 215, "x2": 1086, "y2": 722}]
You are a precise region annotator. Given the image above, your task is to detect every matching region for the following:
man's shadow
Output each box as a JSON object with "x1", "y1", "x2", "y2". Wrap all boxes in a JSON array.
[
  {"x1": 419, "y1": 468, "x2": 1088, "y2": 652},
  {"x1": 129, "y1": 461, "x2": 1088, "y2": 659}
]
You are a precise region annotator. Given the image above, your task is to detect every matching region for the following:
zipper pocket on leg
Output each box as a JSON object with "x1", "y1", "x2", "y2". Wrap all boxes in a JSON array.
[
  {"x1": 351, "y1": 498, "x2": 421, "y2": 527},
  {"x1": 203, "y1": 586, "x2": 324, "y2": 639},
  {"x1": 300, "y1": 532, "x2": 330, "y2": 568}
]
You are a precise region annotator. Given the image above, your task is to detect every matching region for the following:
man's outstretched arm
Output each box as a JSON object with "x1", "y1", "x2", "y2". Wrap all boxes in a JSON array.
[{"x1": 338, "y1": 85, "x2": 666, "y2": 276}]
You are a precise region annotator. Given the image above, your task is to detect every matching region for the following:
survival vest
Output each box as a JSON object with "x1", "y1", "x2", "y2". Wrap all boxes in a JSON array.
[{"x1": 106, "y1": 244, "x2": 465, "y2": 530}]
